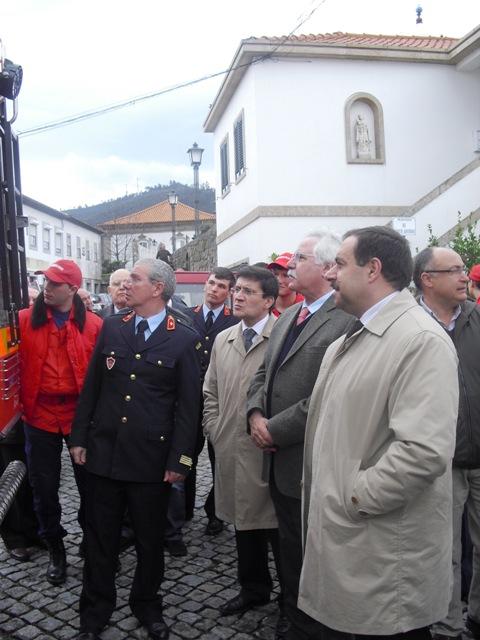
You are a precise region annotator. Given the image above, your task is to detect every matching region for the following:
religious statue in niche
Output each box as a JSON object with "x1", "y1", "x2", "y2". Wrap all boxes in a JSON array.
[{"x1": 354, "y1": 114, "x2": 373, "y2": 159}]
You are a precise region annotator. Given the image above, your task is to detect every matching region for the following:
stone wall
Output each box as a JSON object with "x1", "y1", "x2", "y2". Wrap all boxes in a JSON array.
[{"x1": 173, "y1": 223, "x2": 217, "y2": 271}]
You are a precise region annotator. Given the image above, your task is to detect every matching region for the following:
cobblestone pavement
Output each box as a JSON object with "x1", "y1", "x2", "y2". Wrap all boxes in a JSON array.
[{"x1": 0, "y1": 448, "x2": 281, "y2": 640}]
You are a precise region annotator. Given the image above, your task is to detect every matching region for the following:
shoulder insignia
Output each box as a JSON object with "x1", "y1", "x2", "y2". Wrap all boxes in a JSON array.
[
  {"x1": 167, "y1": 315, "x2": 176, "y2": 331},
  {"x1": 224, "y1": 307, "x2": 231, "y2": 316},
  {"x1": 122, "y1": 311, "x2": 135, "y2": 323},
  {"x1": 179, "y1": 454, "x2": 193, "y2": 468},
  {"x1": 195, "y1": 341, "x2": 202, "y2": 350},
  {"x1": 194, "y1": 305, "x2": 201, "y2": 313}
]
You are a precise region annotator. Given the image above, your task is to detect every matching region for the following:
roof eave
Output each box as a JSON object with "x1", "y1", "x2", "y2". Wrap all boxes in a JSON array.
[{"x1": 203, "y1": 33, "x2": 475, "y2": 133}]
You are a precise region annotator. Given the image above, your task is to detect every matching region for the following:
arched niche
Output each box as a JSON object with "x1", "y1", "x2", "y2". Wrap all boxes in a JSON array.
[{"x1": 345, "y1": 92, "x2": 385, "y2": 164}]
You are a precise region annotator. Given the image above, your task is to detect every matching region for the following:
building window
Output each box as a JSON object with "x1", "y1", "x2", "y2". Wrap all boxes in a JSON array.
[
  {"x1": 28, "y1": 223, "x2": 38, "y2": 250},
  {"x1": 66, "y1": 233, "x2": 72, "y2": 257},
  {"x1": 76, "y1": 236, "x2": 81, "y2": 259},
  {"x1": 93, "y1": 242, "x2": 98, "y2": 263},
  {"x1": 85, "y1": 239, "x2": 90, "y2": 261},
  {"x1": 55, "y1": 230, "x2": 63, "y2": 256},
  {"x1": 233, "y1": 111, "x2": 245, "y2": 180},
  {"x1": 220, "y1": 136, "x2": 230, "y2": 195},
  {"x1": 42, "y1": 225, "x2": 51, "y2": 253}
]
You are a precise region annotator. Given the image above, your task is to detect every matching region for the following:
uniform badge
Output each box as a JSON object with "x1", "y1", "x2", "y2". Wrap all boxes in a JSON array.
[
  {"x1": 122, "y1": 311, "x2": 135, "y2": 323},
  {"x1": 224, "y1": 307, "x2": 231, "y2": 316},
  {"x1": 106, "y1": 356, "x2": 115, "y2": 370},
  {"x1": 195, "y1": 342, "x2": 202, "y2": 350},
  {"x1": 167, "y1": 315, "x2": 176, "y2": 331}
]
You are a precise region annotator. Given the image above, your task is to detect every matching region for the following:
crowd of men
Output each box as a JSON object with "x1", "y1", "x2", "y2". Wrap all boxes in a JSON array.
[{"x1": 1, "y1": 224, "x2": 480, "y2": 640}]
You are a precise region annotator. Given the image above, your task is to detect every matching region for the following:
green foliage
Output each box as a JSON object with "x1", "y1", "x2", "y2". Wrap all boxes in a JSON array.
[
  {"x1": 269, "y1": 252, "x2": 278, "y2": 262},
  {"x1": 102, "y1": 259, "x2": 125, "y2": 273},
  {"x1": 450, "y1": 213, "x2": 480, "y2": 270},
  {"x1": 427, "y1": 213, "x2": 480, "y2": 270}
]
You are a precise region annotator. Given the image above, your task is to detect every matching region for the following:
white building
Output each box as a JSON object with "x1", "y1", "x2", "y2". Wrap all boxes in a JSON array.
[
  {"x1": 24, "y1": 196, "x2": 103, "y2": 291},
  {"x1": 204, "y1": 28, "x2": 480, "y2": 265},
  {"x1": 100, "y1": 199, "x2": 215, "y2": 268}
]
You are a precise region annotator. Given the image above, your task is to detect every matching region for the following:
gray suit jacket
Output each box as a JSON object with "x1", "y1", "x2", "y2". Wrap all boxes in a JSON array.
[{"x1": 247, "y1": 296, "x2": 354, "y2": 499}]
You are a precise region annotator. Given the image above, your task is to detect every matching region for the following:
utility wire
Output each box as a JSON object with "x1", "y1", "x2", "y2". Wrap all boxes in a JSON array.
[{"x1": 18, "y1": 0, "x2": 327, "y2": 138}]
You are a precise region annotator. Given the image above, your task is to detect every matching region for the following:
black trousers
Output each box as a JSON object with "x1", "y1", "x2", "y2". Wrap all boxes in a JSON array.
[
  {"x1": 0, "y1": 440, "x2": 40, "y2": 549},
  {"x1": 184, "y1": 393, "x2": 218, "y2": 521},
  {"x1": 270, "y1": 472, "x2": 320, "y2": 639},
  {"x1": 234, "y1": 527, "x2": 283, "y2": 603},
  {"x1": 80, "y1": 472, "x2": 170, "y2": 633},
  {"x1": 24, "y1": 423, "x2": 86, "y2": 541}
]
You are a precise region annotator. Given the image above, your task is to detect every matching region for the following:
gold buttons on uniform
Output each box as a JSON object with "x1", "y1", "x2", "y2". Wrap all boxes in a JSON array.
[
  {"x1": 125, "y1": 395, "x2": 131, "y2": 402},
  {"x1": 110, "y1": 351, "x2": 115, "y2": 355},
  {"x1": 204, "y1": 350, "x2": 208, "y2": 355},
  {"x1": 121, "y1": 417, "x2": 128, "y2": 423},
  {"x1": 205, "y1": 336, "x2": 209, "y2": 341},
  {"x1": 130, "y1": 374, "x2": 136, "y2": 380},
  {"x1": 135, "y1": 353, "x2": 141, "y2": 360},
  {"x1": 157, "y1": 360, "x2": 162, "y2": 366},
  {"x1": 159, "y1": 436, "x2": 165, "y2": 441}
]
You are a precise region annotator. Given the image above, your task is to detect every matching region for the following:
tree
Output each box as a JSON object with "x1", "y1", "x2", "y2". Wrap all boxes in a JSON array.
[{"x1": 428, "y1": 213, "x2": 480, "y2": 270}]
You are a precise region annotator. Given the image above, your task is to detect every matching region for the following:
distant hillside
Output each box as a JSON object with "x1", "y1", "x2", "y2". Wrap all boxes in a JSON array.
[{"x1": 65, "y1": 181, "x2": 216, "y2": 225}]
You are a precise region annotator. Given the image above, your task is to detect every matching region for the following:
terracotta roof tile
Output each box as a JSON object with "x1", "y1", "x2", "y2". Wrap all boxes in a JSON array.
[
  {"x1": 256, "y1": 32, "x2": 458, "y2": 51},
  {"x1": 101, "y1": 200, "x2": 215, "y2": 226}
]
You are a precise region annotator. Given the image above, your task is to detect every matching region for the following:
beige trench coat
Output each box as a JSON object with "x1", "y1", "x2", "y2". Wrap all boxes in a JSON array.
[
  {"x1": 298, "y1": 289, "x2": 459, "y2": 635},
  {"x1": 203, "y1": 316, "x2": 278, "y2": 530}
]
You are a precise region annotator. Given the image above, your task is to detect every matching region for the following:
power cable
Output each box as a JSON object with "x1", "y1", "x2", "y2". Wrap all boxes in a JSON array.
[{"x1": 18, "y1": 0, "x2": 327, "y2": 138}]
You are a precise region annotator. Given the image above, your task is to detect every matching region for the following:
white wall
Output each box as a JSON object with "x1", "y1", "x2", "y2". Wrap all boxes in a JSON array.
[
  {"x1": 217, "y1": 215, "x2": 391, "y2": 266},
  {"x1": 25, "y1": 203, "x2": 102, "y2": 290}
]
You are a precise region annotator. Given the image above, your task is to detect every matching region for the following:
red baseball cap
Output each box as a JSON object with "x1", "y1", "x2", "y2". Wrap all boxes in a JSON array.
[
  {"x1": 268, "y1": 252, "x2": 293, "y2": 271},
  {"x1": 469, "y1": 264, "x2": 480, "y2": 283},
  {"x1": 35, "y1": 259, "x2": 83, "y2": 288}
]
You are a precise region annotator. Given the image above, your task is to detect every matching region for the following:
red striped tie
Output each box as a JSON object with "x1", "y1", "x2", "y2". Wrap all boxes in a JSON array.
[{"x1": 296, "y1": 307, "x2": 310, "y2": 326}]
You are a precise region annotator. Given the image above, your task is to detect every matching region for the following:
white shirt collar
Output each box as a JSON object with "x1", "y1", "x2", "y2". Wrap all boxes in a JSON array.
[
  {"x1": 241, "y1": 314, "x2": 270, "y2": 338},
  {"x1": 360, "y1": 291, "x2": 400, "y2": 326},
  {"x1": 419, "y1": 296, "x2": 461, "y2": 332}
]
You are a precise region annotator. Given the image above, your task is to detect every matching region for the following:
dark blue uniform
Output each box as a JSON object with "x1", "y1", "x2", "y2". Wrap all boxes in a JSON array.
[
  {"x1": 184, "y1": 305, "x2": 239, "y2": 521},
  {"x1": 70, "y1": 310, "x2": 201, "y2": 634}
]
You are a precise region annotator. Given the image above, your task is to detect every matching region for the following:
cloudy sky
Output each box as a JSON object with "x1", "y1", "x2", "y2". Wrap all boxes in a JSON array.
[{"x1": 1, "y1": 0, "x2": 479, "y2": 210}]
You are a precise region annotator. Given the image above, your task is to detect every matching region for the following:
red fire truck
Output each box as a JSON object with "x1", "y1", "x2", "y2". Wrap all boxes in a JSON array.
[{"x1": 0, "y1": 50, "x2": 28, "y2": 438}]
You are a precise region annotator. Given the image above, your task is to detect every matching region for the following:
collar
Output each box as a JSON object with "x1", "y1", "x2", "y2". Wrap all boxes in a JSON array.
[
  {"x1": 360, "y1": 291, "x2": 400, "y2": 326},
  {"x1": 301, "y1": 290, "x2": 334, "y2": 315},
  {"x1": 241, "y1": 314, "x2": 270, "y2": 337},
  {"x1": 135, "y1": 309, "x2": 167, "y2": 338},
  {"x1": 419, "y1": 296, "x2": 462, "y2": 332},
  {"x1": 203, "y1": 303, "x2": 224, "y2": 321}
]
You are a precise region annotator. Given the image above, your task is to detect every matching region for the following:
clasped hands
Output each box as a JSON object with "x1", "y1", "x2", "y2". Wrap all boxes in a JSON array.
[{"x1": 249, "y1": 411, "x2": 276, "y2": 452}]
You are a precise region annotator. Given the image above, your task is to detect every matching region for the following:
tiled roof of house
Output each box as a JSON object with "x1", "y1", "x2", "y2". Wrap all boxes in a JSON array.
[
  {"x1": 254, "y1": 32, "x2": 459, "y2": 51},
  {"x1": 101, "y1": 200, "x2": 215, "y2": 226}
]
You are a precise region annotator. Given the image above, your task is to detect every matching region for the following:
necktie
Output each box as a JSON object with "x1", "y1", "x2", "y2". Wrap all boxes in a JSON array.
[
  {"x1": 243, "y1": 327, "x2": 257, "y2": 352},
  {"x1": 205, "y1": 310, "x2": 215, "y2": 331},
  {"x1": 136, "y1": 319, "x2": 149, "y2": 349},
  {"x1": 296, "y1": 307, "x2": 311, "y2": 326},
  {"x1": 345, "y1": 319, "x2": 364, "y2": 339}
]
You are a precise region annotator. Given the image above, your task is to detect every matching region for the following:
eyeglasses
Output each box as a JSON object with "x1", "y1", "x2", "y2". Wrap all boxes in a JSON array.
[
  {"x1": 424, "y1": 266, "x2": 468, "y2": 275},
  {"x1": 292, "y1": 252, "x2": 315, "y2": 262},
  {"x1": 233, "y1": 285, "x2": 263, "y2": 297}
]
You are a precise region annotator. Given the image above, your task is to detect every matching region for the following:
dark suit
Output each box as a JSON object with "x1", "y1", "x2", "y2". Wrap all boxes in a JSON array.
[
  {"x1": 184, "y1": 304, "x2": 239, "y2": 520},
  {"x1": 247, "y1": 296, "x2": 354, "y2": 638},
  {"x1": 70, "y1": 310, "x2": 201, "y2": 633}
]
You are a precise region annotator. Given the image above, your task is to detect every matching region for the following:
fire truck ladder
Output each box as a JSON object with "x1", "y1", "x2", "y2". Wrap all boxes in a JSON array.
[{"x1": 0, "y1": 97, "x2": 28, "y2": 347}]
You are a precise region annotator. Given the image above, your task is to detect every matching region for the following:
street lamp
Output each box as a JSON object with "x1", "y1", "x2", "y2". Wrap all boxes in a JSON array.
[
  {"x1": 187, "y1": 142, "x2": 204, "y2": 237},
  {"x1": 168, "y1": 190, "x2": 178, "y2": 253}
]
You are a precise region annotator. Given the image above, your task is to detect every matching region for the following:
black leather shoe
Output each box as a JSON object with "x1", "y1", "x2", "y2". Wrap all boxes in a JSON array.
[
  {"x1": 9, "y1": 547, "x2": 30, "y2": 562},
  {"x1": 45, "y1": 538, "x2": 66, "y2": 585},
  {"x1": 220, "y1": 593, "x2": 269, "y2": 616},
  {"x1": 467, "y1": 618, "x2": 480, "y2": 640},
  {"x1": 275, "y1": 611, "x2": 291, "y2": 639},
  {"x1": 205, "y1": 516, "x2": 224, "y2": 536},
  {"x1": 74, "y1": 633, "x2": 101, "y2": 640},
  {"x1": 165, "y1": 539, "x2": 187, "y2": 557},
  {"x1": 146, "y1": 619, "x2": 169, "y2": 640}
]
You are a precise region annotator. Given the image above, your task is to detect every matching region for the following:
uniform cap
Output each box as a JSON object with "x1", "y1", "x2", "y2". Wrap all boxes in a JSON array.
[
  {"x1": 35, "y1": 259, "x2": 82, "y2": 288},
  {"x1": 267, "y1": 252, "x2": 293, "y2": 270}
]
